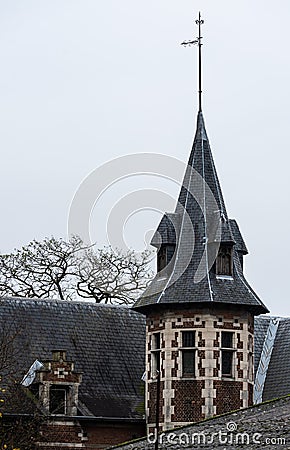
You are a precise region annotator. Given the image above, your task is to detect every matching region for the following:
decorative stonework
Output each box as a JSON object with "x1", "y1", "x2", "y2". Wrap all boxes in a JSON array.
[
  {"x1": 35, "y1": 350, "x2": 82, "y2": 416},
  {"x1": 146, "y1": 308, "x2": 254, "y2": 432}
]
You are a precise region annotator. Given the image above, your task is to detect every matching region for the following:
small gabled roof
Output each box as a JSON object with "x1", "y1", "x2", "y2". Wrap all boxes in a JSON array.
[
  {"x1": 151, "y1": 213, "x2": 178, "y2": 247},
  {"x1": 134, "y1": 112, "x2": 268, "y2": 315}
]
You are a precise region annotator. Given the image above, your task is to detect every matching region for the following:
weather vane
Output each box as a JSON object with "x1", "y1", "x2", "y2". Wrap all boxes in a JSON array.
[{"x1": 181, "y1": 12, "x2": 204, "y2": 112}]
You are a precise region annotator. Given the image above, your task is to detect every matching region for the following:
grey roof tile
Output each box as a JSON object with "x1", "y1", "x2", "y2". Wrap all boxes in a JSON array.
[
  {"x1": 263, "y1": 318, "x2": 290, "y2": 400},
  {"x1": 254, "y1": 316, "x2": 271, "y2": 373},
  {"x1": 112, "y1": 395, "x2": 290, "y2": 449},
  {"x1": 1, "y1": 296, "x2": 289, "y2": 423},
  {"x1": 0, "y1": 297, "x2": 146, "y2": 419}
]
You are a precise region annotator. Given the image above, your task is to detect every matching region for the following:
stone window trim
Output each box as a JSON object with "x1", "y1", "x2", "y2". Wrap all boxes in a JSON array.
[
  {"x1": 150, "y1": 332, "x2": 161, "y2": 380},
  {"x1": 248, "y1": 351, "x2": 254, "y2": 382},
  {"x1": 179, "y1": 330, "x2": 197, "y2": 378},
  {"x1": 220, "y1": 331, "x2": 236, "y2": 379},
  {"x1": 49, "y1": 385, "x2": 68, "y2": 415}
]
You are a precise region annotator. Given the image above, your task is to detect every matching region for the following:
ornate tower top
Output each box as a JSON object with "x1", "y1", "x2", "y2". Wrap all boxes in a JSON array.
[{"x1": 134, "y1": 14, "x2": 268, "y2": 316}]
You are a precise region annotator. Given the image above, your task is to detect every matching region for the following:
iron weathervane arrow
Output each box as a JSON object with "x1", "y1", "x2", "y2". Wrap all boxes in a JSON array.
[{"x1": 181, "y1": 12, "x2": 204, "y2": 112}]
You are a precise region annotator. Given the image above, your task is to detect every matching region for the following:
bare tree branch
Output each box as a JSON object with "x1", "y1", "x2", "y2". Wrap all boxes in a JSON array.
[{"x1": 0, "y1": 237, "x2": 153, "y2": 305}]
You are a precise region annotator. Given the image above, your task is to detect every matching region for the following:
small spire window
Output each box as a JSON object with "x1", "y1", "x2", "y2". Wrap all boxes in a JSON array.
[
  {"x1": 157, "y1": 244, "x2": 175, "y2": 273},
  {"x1": 216, "y1": 245, "x2": 233, "y2": 277}
]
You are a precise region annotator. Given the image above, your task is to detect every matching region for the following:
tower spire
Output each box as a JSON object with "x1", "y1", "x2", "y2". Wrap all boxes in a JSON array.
[{"x1": 181, "y1": 11, "x2": 204, "y2": 112}]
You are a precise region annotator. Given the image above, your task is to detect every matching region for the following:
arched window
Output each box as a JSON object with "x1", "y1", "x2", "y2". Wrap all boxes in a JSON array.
[
  {"x1": 157, "y1": 245, "x2": 175, "y2": 273},
  {"x1": 216, "y1": 245, "x2": 233, "y2": 276}
]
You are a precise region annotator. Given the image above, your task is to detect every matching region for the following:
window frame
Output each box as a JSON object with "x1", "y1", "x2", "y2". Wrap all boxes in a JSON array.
[
  {"x1": 151, "y1": 332, "x2": 161, "y2": 378},
  {"x1": 49, "y1": 386, "x2": 67, "y2": 415},
  {"x1": 216, "y1": 245, "x2": 233, "y2": 277},
  {"x1": 157, "y1": 244, "x2": 175, "y2": 273},
  {"x1": 180, "y1": 330, "x2": 196, "y2": 378},
  {"x1": 221, "y1": 331, "x2": 235, "y2": 378}
]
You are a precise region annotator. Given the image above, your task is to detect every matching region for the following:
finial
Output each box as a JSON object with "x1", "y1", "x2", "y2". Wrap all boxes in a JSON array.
[{"x1": 181, "y1": 12, "x2": 204, "y2": 112}]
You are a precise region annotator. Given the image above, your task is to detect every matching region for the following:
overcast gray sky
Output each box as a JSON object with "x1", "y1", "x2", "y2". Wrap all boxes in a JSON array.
[{"x1": 0, "y1": 0, "x2": 289, "y2": 316}]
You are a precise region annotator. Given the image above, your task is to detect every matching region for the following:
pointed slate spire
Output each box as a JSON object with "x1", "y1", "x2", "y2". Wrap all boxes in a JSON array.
[
  {"x1": 134, "y1": 15, "x2": 268, "y2": 315},
  {"x1": 178, "y1": 111, "x2": 234, "y2": 242},
  {"x1": 135, "y1": 109, "x2": 268, "y2": 314}
]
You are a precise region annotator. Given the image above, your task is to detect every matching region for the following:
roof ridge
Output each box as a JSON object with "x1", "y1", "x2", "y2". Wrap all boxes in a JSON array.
[{"x1": 0, "y1": 296, "x2": 133, "y2": 310}]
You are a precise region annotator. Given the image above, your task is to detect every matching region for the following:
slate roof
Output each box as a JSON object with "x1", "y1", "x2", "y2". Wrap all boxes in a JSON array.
[
  {"x1": 0, "y1": 297, "x2": 146, "y2": 420},
  {"x1": 134, "y1": 112, "x2": 268, "y2": 315},
  {"x1": 254, "y1": 316, "x2": 271, "y2": 374},
  {"x1": 262, "y1": 317, "x2": 290, "y2": 400},
  {"x1": 151, "y1": 213, "x2": 178, "y2": 247},
  {"x1": 112, "y1": 395, "x2": 290, "y2": 449}
]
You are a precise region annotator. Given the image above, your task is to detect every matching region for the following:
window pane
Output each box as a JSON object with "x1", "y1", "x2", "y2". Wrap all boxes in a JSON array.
[
  {"x1": 157, "y1": 245, "x2": 175, "y2": 272},
  {"x1": 153, "y1": 333, "x2": 160, "y2": 350},
  {"x1": 152, "y1": 351, "x2": 160, "y2": 376},
  {"x1": 166, "y1": 245, "x2": 175, "y2": 264},
  {"x1": 182, "y1": 350, "x2": 195, "y2": 376},
  {"x1": 216, "y1": 246, "x2": 232, "y2": 275},
  {"x1": 182, "y1": 331, "x2": 195, "y2": 347},
  {"x1": 157, "y1": 246, "x2": 167, "y2": 271},
  {"x1": 50, "y1": 388, "x2": 66, "y2": 414},
  {"x1": 222, "y1": 351, "x2": 233, "y2": 377},
  {"x1": 221, "y1": 331, "x2": 233, "y2": 348}
]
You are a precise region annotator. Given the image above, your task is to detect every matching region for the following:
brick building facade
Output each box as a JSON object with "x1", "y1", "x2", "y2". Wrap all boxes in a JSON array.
[{"x1": 145, "y1": 308, "x2": 254, "y2": 431}]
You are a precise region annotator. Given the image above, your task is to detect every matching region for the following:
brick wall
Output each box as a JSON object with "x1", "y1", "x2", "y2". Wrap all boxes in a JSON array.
[
  {"x1": 82, "y1": 422, "x2": 145, "y2": 449},
  {"x1": 214, "y1": 380, "x2": 243, "y2": 414},
  {"x1": 146, "y1": 307, "x2": 254, "y2": 430},
  {"x1": 37, "y1": 419, "x2": 146, "y2": 450},
  {"x1": 37, "y1": 420, "x2": 85, "y2": 448},
  {"x1": 148, "y1": 381, "x2": 164, "y2": 423},
  {"x1": 171, "y1": 380, "x2": 205, "y2": 422}
]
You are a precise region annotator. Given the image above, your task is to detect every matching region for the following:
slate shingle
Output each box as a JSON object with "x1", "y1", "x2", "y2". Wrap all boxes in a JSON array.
[
  {"x1": 262, "y1": 317, "x2": 290, "y2": 401},
  {"x1": 134, "y1": 112, "x2": 268, "y2": 315},
  {"x1": 0, "y1": 297, "x2": 146, "y2": 419},
  {"x1": 0, "y1": 297, "x2": 289, "y2": 421},
  {"x1": 112, "y1": 395, "x2": 290, "y2": 449}
]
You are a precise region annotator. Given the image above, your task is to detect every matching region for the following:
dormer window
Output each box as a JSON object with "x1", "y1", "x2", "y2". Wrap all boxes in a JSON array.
[
  {"x1": 157, "y1": 244, "x2": 175, "y2": 273},
  {"x1": 216, "y1": 245, "x2": 233, "y2": 277},
  {"x1": 33, "y1": 350, "x2": 82, "y2": 416}
]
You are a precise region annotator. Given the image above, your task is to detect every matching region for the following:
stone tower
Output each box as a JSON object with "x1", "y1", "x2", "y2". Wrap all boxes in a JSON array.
[{"x1": 133, "y1": 15, "x2": 268, "y2": 433}]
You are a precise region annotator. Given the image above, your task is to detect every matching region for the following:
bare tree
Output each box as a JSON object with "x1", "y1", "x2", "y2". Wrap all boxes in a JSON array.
[
  {"x1": 0, "y1": 315, "x2": 43, "y2": 449},
  {"x1": 0, "y1": 236, "x2": 83, "y2": 301},
  {"x1": 0, "y1": 237, "x2": 153, "y2": 304},
  {"x1": 77, "y1": 246, "x2": 152, "y2": 304}
]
